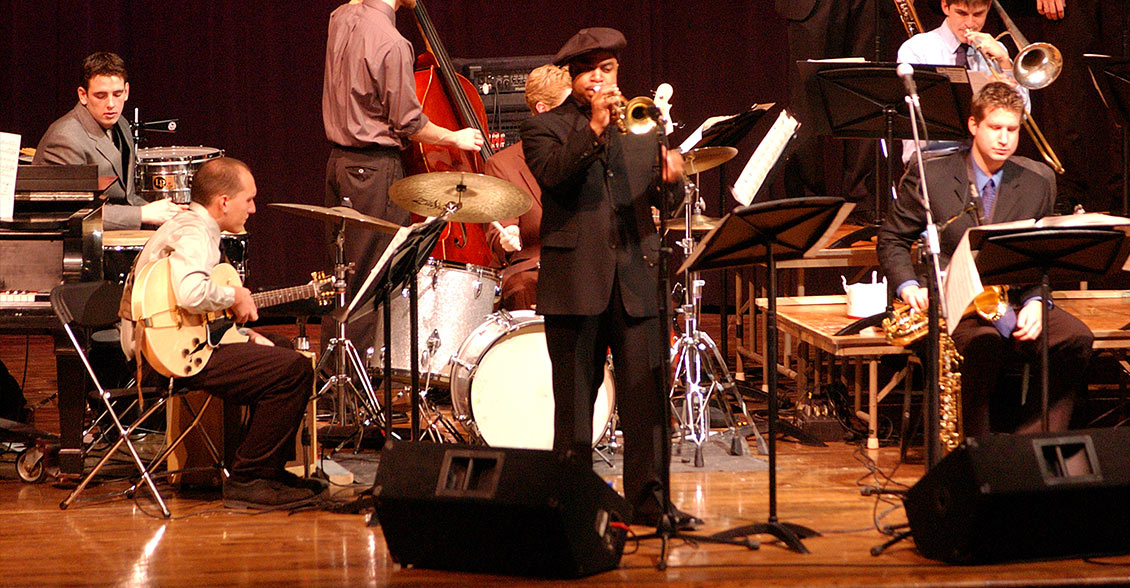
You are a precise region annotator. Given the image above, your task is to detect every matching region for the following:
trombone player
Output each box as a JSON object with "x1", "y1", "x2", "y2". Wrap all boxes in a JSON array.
[
  {"x1": 897, "y1": 0, "x2": 1030, "y2": 162},
  {"x1": 877, "y1": 82, "x2": 1092, "y2": 440}
]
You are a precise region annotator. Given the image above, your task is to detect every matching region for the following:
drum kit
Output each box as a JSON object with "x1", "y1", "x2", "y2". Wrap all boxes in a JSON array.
[{"x1": 245, "y1": 150, "x2": 751, "y2": 462}]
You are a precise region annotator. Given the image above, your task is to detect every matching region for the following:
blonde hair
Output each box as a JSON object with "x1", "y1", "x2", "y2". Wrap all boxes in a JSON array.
[{"x1": 524, "y1": 64, "x2": 572, "y2": 113}]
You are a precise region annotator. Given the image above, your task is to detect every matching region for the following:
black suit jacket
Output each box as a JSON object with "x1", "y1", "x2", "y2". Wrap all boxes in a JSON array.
[
  {"x1": 520, "y1": 98, "x2": 675, "y2": 317},
  {"x1": 878, "y1": 151, "x2": 1056, "y2": 301},
  {"x1": 775, "y1": 0, "x2": 817, "y2": 21}
]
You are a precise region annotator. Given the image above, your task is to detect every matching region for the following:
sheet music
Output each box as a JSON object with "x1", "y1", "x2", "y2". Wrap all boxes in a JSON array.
[
  {"x1": 678, "y1": 114, "x2": 737, "y2": 153},
  {"x1": 730, "y1": 110, "x2": 799, "y2": 207},
  {"x1": 942, "y1": 234, "x2": 981, "y2": 335},
  {"x1": 943, "y1": 213, "x2": 1130, "y2": 332},
  {"x1": 0, "y1": 132, "x2": 19, "y2": 221},
  {"x1": 346, "y1": 223, "x2": 418, "y2": 319}
]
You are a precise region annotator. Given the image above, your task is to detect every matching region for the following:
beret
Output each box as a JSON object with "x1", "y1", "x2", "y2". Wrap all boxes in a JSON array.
[{"x1": 552, "y1": 27, "x2": 627, "y2": 66}]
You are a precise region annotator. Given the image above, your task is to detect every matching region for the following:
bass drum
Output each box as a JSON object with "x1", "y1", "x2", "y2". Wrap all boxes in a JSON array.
[{"x1": 450, "y1": 311, "x2": 615, "y2": 450}]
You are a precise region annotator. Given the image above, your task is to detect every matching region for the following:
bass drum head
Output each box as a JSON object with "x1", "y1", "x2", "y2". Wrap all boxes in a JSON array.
[{"x1": 455, "y1": 311, "x2": 614, "y2": 450}]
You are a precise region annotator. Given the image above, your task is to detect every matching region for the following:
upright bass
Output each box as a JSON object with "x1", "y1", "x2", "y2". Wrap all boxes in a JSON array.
[{"x1": 402, "y1": 0, "x2": 497, "y2": 267}]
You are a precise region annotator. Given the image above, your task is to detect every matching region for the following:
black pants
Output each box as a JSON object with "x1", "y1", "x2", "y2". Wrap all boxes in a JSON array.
[
  {"x1": 323, "y1": 145, "x2": 408, "y2": 351},
  {"x1": 178, "y1": 333, "x2": 312, "y2": 480},
  {"x1": 543, "y1": 280, "x2": 669, "y2": 518},
  {"x1": 950, "y1": 306, "x2": 1093, "y2": 439}
]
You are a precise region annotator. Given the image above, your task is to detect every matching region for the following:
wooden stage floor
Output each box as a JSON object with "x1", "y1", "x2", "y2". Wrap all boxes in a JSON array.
[{"x1": 4, "y1": 328, "x2": 1130, "y2": 586}]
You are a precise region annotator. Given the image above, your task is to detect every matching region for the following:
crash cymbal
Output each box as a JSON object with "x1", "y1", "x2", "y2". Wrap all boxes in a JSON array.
[
  {"x1": 389, "y1": 171, "x2": 532, "y2": 223},
  {"x1": 660, "y1": 213, "x2": 722, "y2": 233},
  {"x1": 268, "y1": 203, "x2": 403, "y2": 234},
  {"x1": 683, "y1": 146, "x2": 738, "y2": 175}
]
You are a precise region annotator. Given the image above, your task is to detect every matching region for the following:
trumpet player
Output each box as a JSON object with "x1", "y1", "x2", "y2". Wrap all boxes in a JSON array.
[
  {"x1": 877, "y1": 82, "x2": 1092, "y2": 440},
  {"x1": 521, "y1": 27, "x2": 693, "y2": 530},
  {"x1": 897, "y1": 0, "x2": 1030, "y2": 162}
]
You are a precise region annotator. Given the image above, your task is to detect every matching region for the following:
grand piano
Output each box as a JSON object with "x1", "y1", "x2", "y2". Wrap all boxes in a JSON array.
[{"x1": 1, "y1": 164, "x2": 108, "y2": 475}]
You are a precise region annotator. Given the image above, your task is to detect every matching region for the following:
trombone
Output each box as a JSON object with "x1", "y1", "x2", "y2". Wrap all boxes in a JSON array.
[{"x1": 970, "y1": 0, "x2": 1065, "y2": 174}]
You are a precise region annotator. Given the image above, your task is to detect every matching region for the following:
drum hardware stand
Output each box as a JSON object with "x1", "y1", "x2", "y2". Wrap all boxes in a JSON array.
[
  {"x1": 633, "y1": 122, "x2": 760, "y2": 570},
  {"x1": 669, "y1": 178, "x2": 762, "y2": 467},
  {"x1": 314, "y1": 219, "x2": 385, "y2": 434}
]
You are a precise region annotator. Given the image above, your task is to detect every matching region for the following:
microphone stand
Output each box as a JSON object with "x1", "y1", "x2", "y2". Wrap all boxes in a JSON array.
[{"x1": 902, "y1": 71, "x2": 947, "y2": 468}]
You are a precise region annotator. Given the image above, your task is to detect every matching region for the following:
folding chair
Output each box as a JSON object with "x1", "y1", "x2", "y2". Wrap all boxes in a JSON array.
[{"x1": 51, "y1": 281, "x2": 225, "y2": 517}]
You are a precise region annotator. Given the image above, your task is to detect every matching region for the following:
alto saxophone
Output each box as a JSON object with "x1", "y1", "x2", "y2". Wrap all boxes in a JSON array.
[{"x1": 882, "y1": 285, "x2": 1009, "y2": 453}]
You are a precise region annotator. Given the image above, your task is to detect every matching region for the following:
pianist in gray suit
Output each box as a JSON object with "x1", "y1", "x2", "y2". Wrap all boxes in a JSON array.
[{"x1": 32, "y1": 52, "x2": 183, "y2": 231}]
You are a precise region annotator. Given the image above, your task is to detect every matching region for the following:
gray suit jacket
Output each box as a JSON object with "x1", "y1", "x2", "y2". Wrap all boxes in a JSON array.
[
  {"x1": 33, "y1": 102, "x2": 142, "y2": 230},
  {"x1": 878, "y1": 150, "x2": 1056, "y2": 302}
]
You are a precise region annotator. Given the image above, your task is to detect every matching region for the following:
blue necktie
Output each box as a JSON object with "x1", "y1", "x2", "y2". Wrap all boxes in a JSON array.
[{"x1": 981, "y1": 179, "x2": 996, "y2": 221}]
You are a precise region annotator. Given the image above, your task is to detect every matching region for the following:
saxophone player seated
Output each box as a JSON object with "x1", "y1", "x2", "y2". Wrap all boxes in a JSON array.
[{"x1": 877, "y1": 82, "x2": 1093, "y2": 440}]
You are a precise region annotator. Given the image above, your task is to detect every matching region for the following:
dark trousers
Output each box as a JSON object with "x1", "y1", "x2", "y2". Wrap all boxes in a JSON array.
[
  {"x1": 782, "y1": 0, "x2": 877, "y2": 206},
  {"x1": 179, "y1": 334, "x2": 313, "y2": 480},
  {"x1": 950, "y1": 306, "x2": 1093, "y2": 439},
  {"x1": 543, "y1": 280, "x2": 669, "y2": 518},
  {"x1": 324, "y1": 145, "x2": 408, "y2": 351}
]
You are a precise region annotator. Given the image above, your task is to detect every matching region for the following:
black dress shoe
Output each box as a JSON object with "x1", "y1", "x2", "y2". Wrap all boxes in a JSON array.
[
  {"x1": 276, "y1": 470, "x2": 330, "y2": 495},
  {"x1": 633, "y1": 507, "x2": 703, "y2": 530},
  {"x1": 222, "y1": 478, "x2": 315, "y2": 509}
]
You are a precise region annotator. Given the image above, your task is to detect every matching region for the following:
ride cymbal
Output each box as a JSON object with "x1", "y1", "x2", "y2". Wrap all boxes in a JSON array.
[
  {"x1": 661, "y1": 213, "x2": 722, "y2": 233},
  {"x1": 683, "y1": 146, "x2": 738, "y2": 175},
  {"x1": 268, "y1": 203, "x2": 404, "y2": 234},
  {"x1": 389, "y1": 171, "x2": 531, "y2": 223}
]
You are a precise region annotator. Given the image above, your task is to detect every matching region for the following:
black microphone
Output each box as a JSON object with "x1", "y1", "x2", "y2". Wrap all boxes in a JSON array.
[{"x1": 896, "y1": 62, "x2": 917, "y2": 99}]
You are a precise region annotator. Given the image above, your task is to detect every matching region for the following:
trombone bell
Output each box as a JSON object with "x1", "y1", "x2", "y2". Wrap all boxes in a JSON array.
[{"x1": 1013, "y1": 41, "x2": 1062, "y2": 90}]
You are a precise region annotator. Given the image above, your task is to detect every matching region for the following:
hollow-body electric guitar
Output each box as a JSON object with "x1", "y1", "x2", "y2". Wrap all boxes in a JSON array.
[{"x1": 132, "y1": 257, "x2": 331, "y2": 377}]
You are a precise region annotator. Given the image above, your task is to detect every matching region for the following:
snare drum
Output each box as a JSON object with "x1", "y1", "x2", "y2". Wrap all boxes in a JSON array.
[
  {"x1": 450, "y1": 311, "x2": 615, "y2": 450},
  {"x1": 136, "y1": 146, "x2": 224, "y2": 203},
  {"x1": 102, "y1": 230, "x2": 249, "y2": 283},
  {"x1": 372, "y1": 259, "x2": 500, "y2": 382}
]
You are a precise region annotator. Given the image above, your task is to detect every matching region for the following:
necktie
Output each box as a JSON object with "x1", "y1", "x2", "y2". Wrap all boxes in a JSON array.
[
  {"x1": 981, "y1": 178, "x2": 996, "y2": 221},
  {"x1": 956, "y1": 43, "x2": 970, "y2": 68}
]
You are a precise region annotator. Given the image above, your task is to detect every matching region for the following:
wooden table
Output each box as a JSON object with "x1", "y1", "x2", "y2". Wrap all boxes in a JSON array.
[{"x1": 760, "y1": 290, "x2": 1130, "y2": 450}]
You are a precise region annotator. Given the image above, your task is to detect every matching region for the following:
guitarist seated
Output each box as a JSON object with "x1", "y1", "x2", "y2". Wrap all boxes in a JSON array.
[{"x1": 120, "y1": 157, "x2": 325, "y2": 509}]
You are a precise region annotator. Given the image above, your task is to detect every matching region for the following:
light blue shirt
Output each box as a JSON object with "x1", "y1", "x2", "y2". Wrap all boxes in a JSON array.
[
  {"x1": 971, "y1": 159, "x2": 1004, "y2": 219},
  {"x1": 897, "y1": 23, "x2": 1030, "y2": 163}
]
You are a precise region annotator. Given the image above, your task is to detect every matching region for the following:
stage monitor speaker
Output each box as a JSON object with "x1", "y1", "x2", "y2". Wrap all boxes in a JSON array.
[
  {"x1": 905, "y1": 427, "x2": 1130, "y2": 564},
  {"x1": 371, "y1": 440, "x2": 630, "y2": 578}
]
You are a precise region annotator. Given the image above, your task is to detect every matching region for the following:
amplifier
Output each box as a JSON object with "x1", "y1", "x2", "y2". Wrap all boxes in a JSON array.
[{"x1": 451, "y1": 55, "x2": 555, "y2": 149}]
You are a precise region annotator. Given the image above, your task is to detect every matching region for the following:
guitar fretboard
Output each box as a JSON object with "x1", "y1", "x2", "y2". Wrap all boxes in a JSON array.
[{"x1": 252, "y1": 284, "x2": 317, "y2": 309}]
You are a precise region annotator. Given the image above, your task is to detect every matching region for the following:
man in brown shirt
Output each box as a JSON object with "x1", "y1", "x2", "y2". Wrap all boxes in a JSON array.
[
  {"x1": 321, "y1": 0, "x2": 482, "y2": 347},
  {"x1": 482, "y1": 64, "x2": 572, "y2": 311}
]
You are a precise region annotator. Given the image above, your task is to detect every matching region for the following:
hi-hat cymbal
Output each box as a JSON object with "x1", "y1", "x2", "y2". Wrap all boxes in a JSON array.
[
  {"x1": 683, "y1": 146, "x2": 738, "y2": 175},
  {"x1": 389, "y1": 171, "x2": 532, "y2": 223},
  {"x1": 269, "y1": 203, "x2": 403, "y2": 234},
  {"x1": 660, "y1": 213, "x2": 722, "y2": 233}
]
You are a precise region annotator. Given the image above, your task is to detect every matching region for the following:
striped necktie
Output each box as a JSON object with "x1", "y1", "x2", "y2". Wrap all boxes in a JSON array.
[{"x1": 981, "y1": 178, "x2": 996, "y2": 221}]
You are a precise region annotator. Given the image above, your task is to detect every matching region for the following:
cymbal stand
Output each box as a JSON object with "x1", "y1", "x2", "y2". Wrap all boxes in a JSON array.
[
  {"x1": 315, "y1": 220, "x2": 384, "y2": 435},
  {"x1": 669, "y1": 177, "x2": 762, "y2": 467}
]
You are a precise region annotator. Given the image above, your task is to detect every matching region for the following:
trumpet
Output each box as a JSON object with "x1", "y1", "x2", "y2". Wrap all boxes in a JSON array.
[
  {"x1": 968, "y1": 0, "x2": 1065, "y2": 174},
  {"x1": 611, "y1": 95, "x2": 663, "y2": 135}
]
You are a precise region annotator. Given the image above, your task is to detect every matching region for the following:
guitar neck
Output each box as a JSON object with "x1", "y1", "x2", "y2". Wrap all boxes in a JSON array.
[{"x1": 251, "y1": 284, "x2": 317, "y2": 310}]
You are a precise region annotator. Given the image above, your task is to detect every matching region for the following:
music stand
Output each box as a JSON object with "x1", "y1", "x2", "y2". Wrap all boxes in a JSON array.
[
  {"x1": 969, "y1": 225, "x2": 1130, "y2": 431},
  {"x1": 681, "y1": 196, "x2": 851, "y2": 553},
  {"x1": 1083, "y1": 54, "x2": 1130, "y2": 215},
  {"x1": 341, "y1": 216, "x2": 448, "y2": 440},
  {"x1": 798, "y1": 61, "x2": 971, "y2": 246}
]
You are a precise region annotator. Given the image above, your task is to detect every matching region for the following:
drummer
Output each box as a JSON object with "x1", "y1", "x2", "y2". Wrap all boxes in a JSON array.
[
  {"x1": 33, "y1": 52, "x2": 184, "y2": 231},
  {"x1": 482, "y1": 64, "x2": 573, "y2": 311}
]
